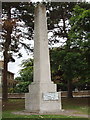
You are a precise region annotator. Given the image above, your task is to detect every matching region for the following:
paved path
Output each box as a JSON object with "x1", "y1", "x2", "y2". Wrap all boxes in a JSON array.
[{"x1": 12, "y1": 110, "x2": 89, "y2": 118}]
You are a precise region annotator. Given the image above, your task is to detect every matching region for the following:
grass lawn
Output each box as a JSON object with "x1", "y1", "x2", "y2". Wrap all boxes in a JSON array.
[
  {"x1": 62, "y1": 97, "x2": 90, "y2": 115},
  {"x1": 2, "y1": 97, "x2": 90, "y2": 119}
]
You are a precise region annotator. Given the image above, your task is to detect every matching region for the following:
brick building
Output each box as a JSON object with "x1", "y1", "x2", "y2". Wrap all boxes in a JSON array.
[{"x1": 0, "y1": 60, "x2": 17, "y2": 88}]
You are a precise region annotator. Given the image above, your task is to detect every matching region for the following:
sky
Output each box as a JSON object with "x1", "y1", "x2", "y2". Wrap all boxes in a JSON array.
[
  {"x1": 1, "y1": 0, "x2": 90, "y2": 78},
  {"x1": 8, "y1": 48, "x2": 33, "y2": 78},
  {"x1": 8, "y1": 40, "x2": 63, "y2": 78}
]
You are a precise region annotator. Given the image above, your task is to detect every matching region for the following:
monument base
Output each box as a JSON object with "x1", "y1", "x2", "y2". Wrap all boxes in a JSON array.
[{"x1": 25, "y1": 82, "x2": 62, "y2": 113}]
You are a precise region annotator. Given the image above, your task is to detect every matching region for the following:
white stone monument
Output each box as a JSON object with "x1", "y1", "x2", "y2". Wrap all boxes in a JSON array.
[{"x1": 25, "y1": 4, "x2": 62, "y2": 113}]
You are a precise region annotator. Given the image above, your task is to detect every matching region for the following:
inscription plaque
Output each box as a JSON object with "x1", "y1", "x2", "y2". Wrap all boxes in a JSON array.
[{"x1": 43, "y1": 92, "x2": 58, "y2": 101}]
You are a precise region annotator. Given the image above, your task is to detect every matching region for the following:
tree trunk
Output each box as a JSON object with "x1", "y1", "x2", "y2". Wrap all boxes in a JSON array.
[
  {"x1": 2, "y1": 30, "x2": 11, "y2": 101},
  {"x1": 2, "y1": 5, "x2": 11, "y2": 101},
  {"x1": 2, "y1": 51, "x2": 8, "y2": 101},
  {"x1": 67, "y1": 79, "x2": 73, "y2": 98}
]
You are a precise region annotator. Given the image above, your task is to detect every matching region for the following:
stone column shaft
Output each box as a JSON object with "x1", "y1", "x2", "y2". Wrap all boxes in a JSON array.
[{"x1": 34, "y1": 4, "x2": 51, "y2": 83}]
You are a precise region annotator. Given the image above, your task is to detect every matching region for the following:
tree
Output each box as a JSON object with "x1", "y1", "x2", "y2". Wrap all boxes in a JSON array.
[
  {"x1": 2, "y1": 2, "x2": 89, "y2": 99},
  {"x1": 14, "y1": 58, "x2": 33, "y2": 93},
  {"x1": 69, "y1": 5, "x2": 90, "y2": 87},
  {"x1": 50, "y1": 48, "x2": 66, "y2": 91},
  {"x1": 48, "y1": 2, "x2": 90, "y2": 98},
  {"x1": 13, "y1": 2, "x2": 90, "y2": 98},
  {"x1": 1, "y1": 2, "x2": 32, "y2": 100},
  {"x1": 2, "y1": 4, "x2": 15, "y2": 100},
  {"x1": 19, "y1": 58, "x2": 33, "y2": 82},
  {"x1": 50, "y1": 47, "x2": 88, "y2": 95}
]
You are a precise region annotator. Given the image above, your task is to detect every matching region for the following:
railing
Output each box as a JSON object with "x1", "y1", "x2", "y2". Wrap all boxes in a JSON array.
[
  {"x1": 61, "y1": 90, "x2": 90, "y2": 97},
  {"x1": 8, "y1": 90, "x2": 90, "y2": 98}
]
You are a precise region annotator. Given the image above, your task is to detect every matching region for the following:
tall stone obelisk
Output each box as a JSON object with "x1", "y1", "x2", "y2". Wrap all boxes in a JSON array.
[{"x1": 25, "y1": 4, "x2": 61, "y2": 113}]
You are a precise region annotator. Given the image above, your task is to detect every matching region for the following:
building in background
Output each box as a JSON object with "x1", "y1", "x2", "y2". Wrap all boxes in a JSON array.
[{"x1": 0, "y1": 60, "x2": 17, "y2": 89}]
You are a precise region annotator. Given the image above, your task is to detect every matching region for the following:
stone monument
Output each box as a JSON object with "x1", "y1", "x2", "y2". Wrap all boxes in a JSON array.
[{"x1": 25, "y1": 4, "x2": 62, "y2": 113}]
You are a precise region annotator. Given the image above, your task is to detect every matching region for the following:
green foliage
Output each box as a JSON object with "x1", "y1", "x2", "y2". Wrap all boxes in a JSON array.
[
  {"x1": 15, "y1": 58, "x2": 33, "y2": 83},
  {"x1": 15, "y1": 77, "x2": 22, "y2": 81},
  {"x1": 69, "y1": 4, "x2": 90, "y2": 83},
  {"x1": 69, "y1": 5, "x2": 90, "y2": 46},
  {"x1": 14, "y1": 81, "x2": 31, "y2": 93},
  {"x1": 50, "y1": 46, "x2": 89, "y2": 91},
  {"x1": 49, "y1": 3, "x2": 90, "y2": 93},
  {"x1": 19, "y1": 58, "x2": 33, "y2": 82},
  {"x1": 14, "y1": 58, "x2": 33, "y2": 93},
  {"x1": 7, "y1": 2, "x2": 90, "y2": 94},
  {"x1": 8, "y1": 88, "x2": 15, "y2": 93}
]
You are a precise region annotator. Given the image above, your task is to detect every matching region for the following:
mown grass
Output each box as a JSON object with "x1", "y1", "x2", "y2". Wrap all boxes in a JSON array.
[
  {"x1": 3, "y1": 111, "x2": 81, "y2": 119},
  {"x1": 2, "y1": 97, "x2": 90, "y2": 119},
  {"x1": 62, "y1": 97, "x2": 90, "y2": 115}
]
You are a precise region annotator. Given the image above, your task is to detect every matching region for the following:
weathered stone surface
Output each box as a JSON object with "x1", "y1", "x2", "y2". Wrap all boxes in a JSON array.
[
  {"x1": 43, "y1": 92, "x2": 59, "y2": 101},
  {"x1": 25, "y1": 4, "x2": 62, "y2": 113}
]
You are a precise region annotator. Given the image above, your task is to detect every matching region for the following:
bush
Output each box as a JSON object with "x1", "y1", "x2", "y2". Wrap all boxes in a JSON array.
[
  {"x1": 13, "y1": 81, "x2": 31, "y2": 93},
  {"x1": 8, "y1": 88, "x2": 15, "y2": 93}
]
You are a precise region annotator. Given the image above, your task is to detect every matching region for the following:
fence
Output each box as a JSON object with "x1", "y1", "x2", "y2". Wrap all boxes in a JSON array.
[
  {"x1": 61, "y1": 90, "x2": 90, "y2": 97},
  {"x1": 8, "y1": 90, "x2": 90, "y2": 98}
]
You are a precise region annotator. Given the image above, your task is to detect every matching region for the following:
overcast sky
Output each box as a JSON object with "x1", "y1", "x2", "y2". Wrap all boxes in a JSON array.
[
  {"x1": 8, "y1": 41, "x2": 63, "y2": 78},
  {"x1": 8, "y1": 48, "x2": 33, "y2": 78}
]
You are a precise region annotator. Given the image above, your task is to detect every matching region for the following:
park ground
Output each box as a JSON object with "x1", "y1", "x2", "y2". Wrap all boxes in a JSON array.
[{"x1": 1, "y1": 97, "x2": 90, "y2": 119}]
